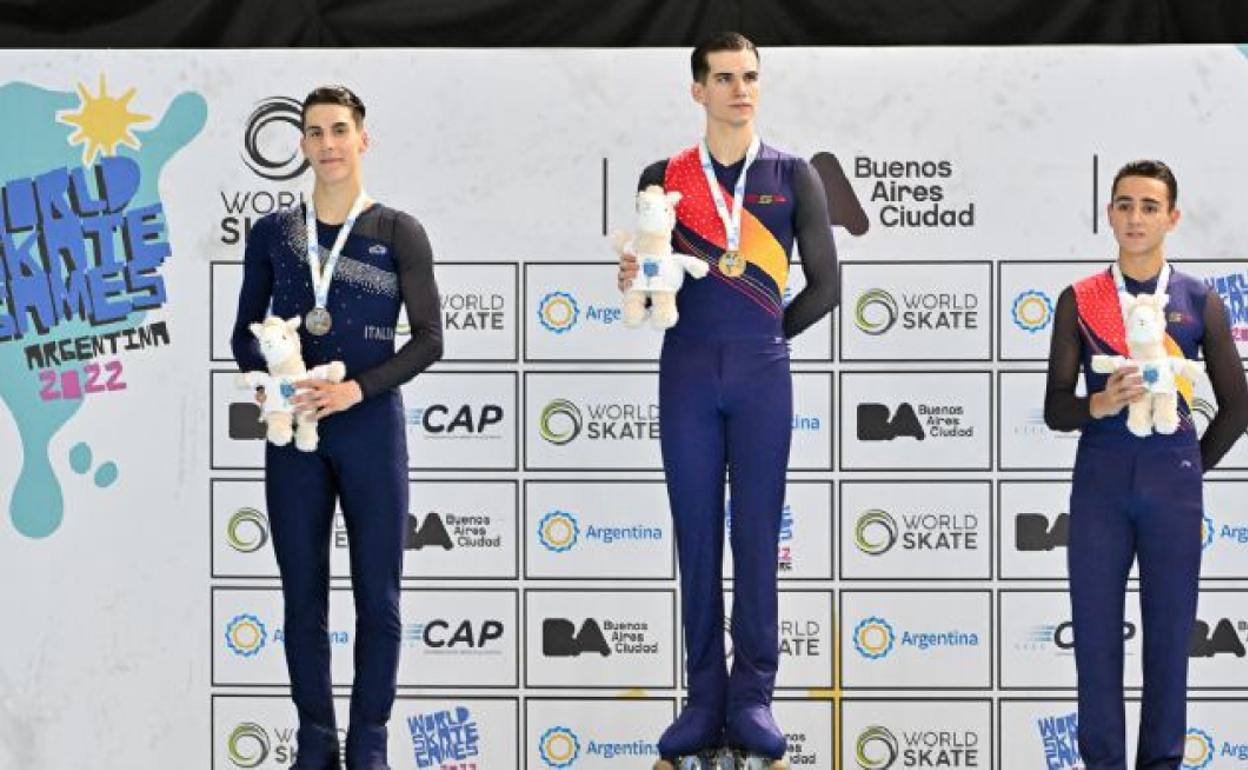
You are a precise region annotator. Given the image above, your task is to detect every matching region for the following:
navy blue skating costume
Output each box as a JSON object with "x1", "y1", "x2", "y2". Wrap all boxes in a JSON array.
[
  {"x1": 1045, "y1": 267, "x2": 1247, "y2": 770},
  {"x1": 641, "y1": 143, "x2": 838, "y2": 761},
  {"x1": 232, "y1": 204, "x2": 442, "y2": 769}
]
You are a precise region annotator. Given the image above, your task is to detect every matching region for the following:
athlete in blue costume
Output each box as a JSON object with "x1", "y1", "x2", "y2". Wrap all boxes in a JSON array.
[
  {"x1": 1045, "y1": 161, "x2": 1248, "y2": 770},
  {"x1": 618, "y1": 33, "x2": 838, "y2": 770},
  {"x1": 231, "y1": 86, "x2": 443, "y2": 770}
]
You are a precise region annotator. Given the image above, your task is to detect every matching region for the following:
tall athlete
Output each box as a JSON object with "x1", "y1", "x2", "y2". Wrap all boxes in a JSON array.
[
  {"x1": 618, "y1": 33, "x2": 839, "y2": 770},
  {"x1": 232, "y1": 85, "x2": 443, "y2": 770},
  {"x1": 1044, "y1": 160, "x2": 1248, "y2": 770}
]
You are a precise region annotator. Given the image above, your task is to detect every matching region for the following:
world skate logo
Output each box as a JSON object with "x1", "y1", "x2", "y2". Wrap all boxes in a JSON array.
[
  {"x1": 855, "y1": 509, "x2": 899, "y2": 555},
  {"x1": 539, "y1": 726, "x2": 581, "y2": 768},
  {"x1": 226, "y1": 722, "x2": 271, "y2": 768},
  {"x1": 1015, "y1": 512, "x2": 1069, "y2": 552},
  {"x1": 853, "y1": 617, "x2": 896, "y2": 659},
  {"x1": 407, "y1": 706, "x2": 480, "y2": 768},
  {"x1": 226, "y1": 507, "x2": 269, "y2": 553},
  {"x1": 1184, "y1": 728, "x2": 1215, "y2": 770},
  {"x1": 855, "y1": 725, "x2": 899, "y2": 769},
  {"x1": 241, "y1": 96, "x2": 309, "y2": 181},
  {"x1": 540, "y1": 399, "x2": 583, "y2": 444},
  {"x1": 856, "y1": 507, "x2": 978, "y2": 555},
  {"x1": 538, "y1": 510, "x2": 580, "y2": 552},
  {"x1": 441, "y1": 290, "x2": 506, "y2": 332},
  {"x1": 1012, "y1": 289, "x2": 1054, "y2": 333},
  {"x1": 538, "y1": 291, "x2": 580, "y2": 334},
  {"x1": 1035, "y1": 712, "x2": 1080, "y2": 770},
  {"x1": 224, "y1": 614, "x2": 268, "y2": 657},
  {"x1": 854, "y1": 289, "x2": 898, "y2": 335}
]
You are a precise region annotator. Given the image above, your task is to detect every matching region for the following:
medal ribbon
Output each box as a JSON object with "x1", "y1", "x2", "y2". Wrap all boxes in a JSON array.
[
  {"x1": 697, "y1": 135, "x2": 760, "y2": 257},
  {"x1": 305, "y1": 190, "x2": 369, "y2": 310}
]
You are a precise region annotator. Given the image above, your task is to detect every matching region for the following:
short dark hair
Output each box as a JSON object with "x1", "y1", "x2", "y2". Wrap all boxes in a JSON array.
[
  {"x1": 301, "y1": 85, "x2": 366, "y2": 129},
  {"x1": 1112, "y1": 160, "x2": 1178, "y2": 209},
  {"x1": 691, "y1": 32, "x2": 759, "y2": 83}
]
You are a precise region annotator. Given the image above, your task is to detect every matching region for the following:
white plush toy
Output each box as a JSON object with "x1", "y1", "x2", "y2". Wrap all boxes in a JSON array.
[
  {"x1": 235, "y1": 315, "x2": 346, "y2": 451},
  {"x1": 1091, "y1": 292, "x2": 1205, "y2": 436},
  {"x1": 611, "y1": 185, "x2": 709, "y2": 329}
]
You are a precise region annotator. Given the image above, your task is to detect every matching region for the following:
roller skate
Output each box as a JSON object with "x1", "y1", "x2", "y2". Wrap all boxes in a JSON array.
[
  {"x1": 652, "y1": 748, "x2": 732, "y2": 769},
  {"x1": 723, "y1": 704, "x2": 788, "y2": 770},
  {"x1": 654, "y1": 704, "x2": 730, "y2": 770}
]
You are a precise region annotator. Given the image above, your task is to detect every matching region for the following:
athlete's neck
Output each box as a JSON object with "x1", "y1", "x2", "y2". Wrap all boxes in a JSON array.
[
  {"x1": 703, "y1": 123, "x2": 756, "y2": 166},
  {"x1": 312, "y1": 178, "x2": 367, "y2": 225},
  {"x1": 1117, "y1": 250, "x2": 1165, "y2": 282}
]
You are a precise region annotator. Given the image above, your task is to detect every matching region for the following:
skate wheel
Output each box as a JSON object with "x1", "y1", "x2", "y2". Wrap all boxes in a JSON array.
[{"x1": 652, "y1": 761, "x2": 675, "y2": 770}]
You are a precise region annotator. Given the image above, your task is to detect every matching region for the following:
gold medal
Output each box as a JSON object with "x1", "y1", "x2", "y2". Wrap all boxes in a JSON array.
[{"x1": 718, "y1": 249, "x2": 746, "y2": 278}]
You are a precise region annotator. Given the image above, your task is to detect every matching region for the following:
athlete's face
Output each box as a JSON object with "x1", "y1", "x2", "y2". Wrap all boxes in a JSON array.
[
  {"x1": 692, "y1": 49, "x2": 760, "y2": 129},
  {"x1": 1107, "y1": 175, "x2": 1179, "y2": 259},
  {"x1": 300, "y1": 104, "x2": 369, "y2": 185}
]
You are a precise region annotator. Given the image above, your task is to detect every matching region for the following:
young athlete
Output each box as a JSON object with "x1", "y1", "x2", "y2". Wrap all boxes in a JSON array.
[
  {"x1": 1044, "y1": 160, "x2": 1248, "y2": 770},
  {"x1": 232, "y1": 85, "x2": 443, "y2": 770},
  {"x1": 617, "y1": 32, "x2": 839, "y2": 770}
]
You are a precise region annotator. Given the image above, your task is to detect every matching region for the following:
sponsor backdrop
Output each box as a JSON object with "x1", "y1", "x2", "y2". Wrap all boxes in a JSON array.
[{"x1": 2, "y1": 47, "x2": 1248, "y2": 769}]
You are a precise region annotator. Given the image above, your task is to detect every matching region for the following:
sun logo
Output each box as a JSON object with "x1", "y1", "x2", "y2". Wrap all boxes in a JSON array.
[{"x1": 57, "y1": 74, "x2": 152, "y2": 165}]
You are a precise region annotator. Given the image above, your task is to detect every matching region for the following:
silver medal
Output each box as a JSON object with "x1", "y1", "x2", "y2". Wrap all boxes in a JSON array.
[{"x1": 305, "y1": 307, "x2": 333, "y2": 336}]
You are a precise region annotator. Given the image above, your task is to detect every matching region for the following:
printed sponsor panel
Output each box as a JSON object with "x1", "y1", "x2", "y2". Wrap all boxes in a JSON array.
[
  {"x1": 524, "y1": 589, "x2": 677, "y2": 689},
  {"x1": 726, "y1": 480, "x2": 834, "y2": 581},
  {"x1": 840, "y1": 480, "x2": 990, "y2": 580},
  {"x1": 525, "y1": 262, "x2": 659, "y2": 361},
  {"x1": 212, "y1": 479, "x2": 518, "y2": 580},
  {"x1": 841, "y1": 261, "x2": 992, "y2": 361},
  {"x1": 524, "y1": 698, "x2": 674, "y2": 770},
  {"x1": 400, "y1": 371, "x2": 518, "y2": 470},
  {"x1": 839, "y1": 371, "x2": 992, "y2": 470},
  {"x1": 524, "y1": 480, "x2": 673, "y2": 580},
  {"x1": 841, "y1": 699, "x2": 991, "y2": 770},
  {"x1": 998, "y1": 370, "x2": 1081, "y2": 470},
  {"x1": 716, "y1": 589, "x2": 834, "y2": 690},
  {"x1": 213, "y1": 588, "x2": 519, "y2": 687},
  {"x1": 840, "y1": 590, "x2": 992, "y2": 689},
  {"x1": 211, "y1": 695, "x2": 519, "y2": 770},
  {"x1": 997, "y1": 261, "x2": 1096, "y2": 361}
]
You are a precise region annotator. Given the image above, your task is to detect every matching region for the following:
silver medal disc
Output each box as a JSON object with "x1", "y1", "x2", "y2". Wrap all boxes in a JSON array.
[{"x1": 305, "y1": 307, "x2": 333, "y2": 336}]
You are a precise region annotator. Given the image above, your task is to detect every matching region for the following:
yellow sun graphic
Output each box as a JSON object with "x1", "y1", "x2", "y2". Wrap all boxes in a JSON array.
[{"x1": 57, "y1": 74, "x2": 152, "y2": 166}]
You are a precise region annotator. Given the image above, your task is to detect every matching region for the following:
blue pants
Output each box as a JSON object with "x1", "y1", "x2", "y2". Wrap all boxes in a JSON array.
[
  {"x1": 1068, "y1": 440, "x2": 1203, "y2": 770},
  {"x1": 265, "y1": 393, "x2": 408, "y2": 767},
  {"x1": 660, "y1": 333, "x2": 791, "y2": 711}
]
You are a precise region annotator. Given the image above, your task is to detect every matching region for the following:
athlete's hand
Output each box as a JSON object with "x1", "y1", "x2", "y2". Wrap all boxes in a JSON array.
[
  {"x1": 253, "y1": 387, "x2": 266, "y2": 406},
  {"x1": 617, "y1": 252, "x2": 639, "y2": 293},
  {"x1": 292, "y1": 379, "x2": 363, "y2": 419},
  {"x1": 1090, "y1": 365, "x2": 1147, "y2": 419}
]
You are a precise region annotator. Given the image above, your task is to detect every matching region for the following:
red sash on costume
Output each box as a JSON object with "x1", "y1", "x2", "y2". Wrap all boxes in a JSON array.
[
  {"x1": 664, "y1": 146, "x2": 728, "y2": 250},
  {"x1": 1073, "y1": 270, "x2": 1127, "y2": 355}
]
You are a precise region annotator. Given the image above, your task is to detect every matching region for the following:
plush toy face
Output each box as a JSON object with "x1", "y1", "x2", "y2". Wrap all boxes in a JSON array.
[
  {"x1": 249, "y1": 316, "x2": 303, "y2": 367},
  {"x1": 1122, "y1": 294, "x2": 1168, "y2": 346},
  {"x1": 636, "y1": 185, "x2": 681, "y2": 236}
]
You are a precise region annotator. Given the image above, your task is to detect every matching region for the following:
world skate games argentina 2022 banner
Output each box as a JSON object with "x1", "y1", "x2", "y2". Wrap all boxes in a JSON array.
[{"x1": 2, "y1": 47, "x2": 1248, "y2": 769}]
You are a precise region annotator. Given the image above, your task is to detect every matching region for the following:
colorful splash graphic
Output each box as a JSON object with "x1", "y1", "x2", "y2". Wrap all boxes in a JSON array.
[{"x1": 0, "y1": 76, "x2": 205, "y2": 538}]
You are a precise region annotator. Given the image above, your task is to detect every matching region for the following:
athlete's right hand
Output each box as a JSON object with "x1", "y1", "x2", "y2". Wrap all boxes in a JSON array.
[
  {"x1": 1090, "y1": 365, "x2": 1146, "y2": 419},
  {"x1": 617, "y1": 252, "x2": 638, "y2": 293}
]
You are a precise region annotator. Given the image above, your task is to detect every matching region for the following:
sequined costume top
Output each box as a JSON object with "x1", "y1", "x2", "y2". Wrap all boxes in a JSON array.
[{"x1": 231, "y1": 203, "x2": 443, "y2": 398}]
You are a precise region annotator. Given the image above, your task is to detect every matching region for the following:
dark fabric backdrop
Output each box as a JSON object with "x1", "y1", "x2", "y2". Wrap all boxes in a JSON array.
[{"x1": 1, "y1": 0, "x2": 1246, "y2": 47}]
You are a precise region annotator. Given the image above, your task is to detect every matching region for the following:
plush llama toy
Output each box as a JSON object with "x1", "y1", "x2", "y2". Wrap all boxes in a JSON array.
[
  {"x1": 611, "y1": 185, "x2": 709, "y2": 329},
  {"x1": 236, "y1": 315, "x2": 346, "y2": 451},
  {"x1": 1091, "y1": 292, "x2": 1205, "y2": 436}
]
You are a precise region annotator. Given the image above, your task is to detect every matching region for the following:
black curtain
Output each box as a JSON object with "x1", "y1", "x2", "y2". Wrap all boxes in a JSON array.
[{"x1": 1, "y1": 0, "x2": 1247, "y2": 46}]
